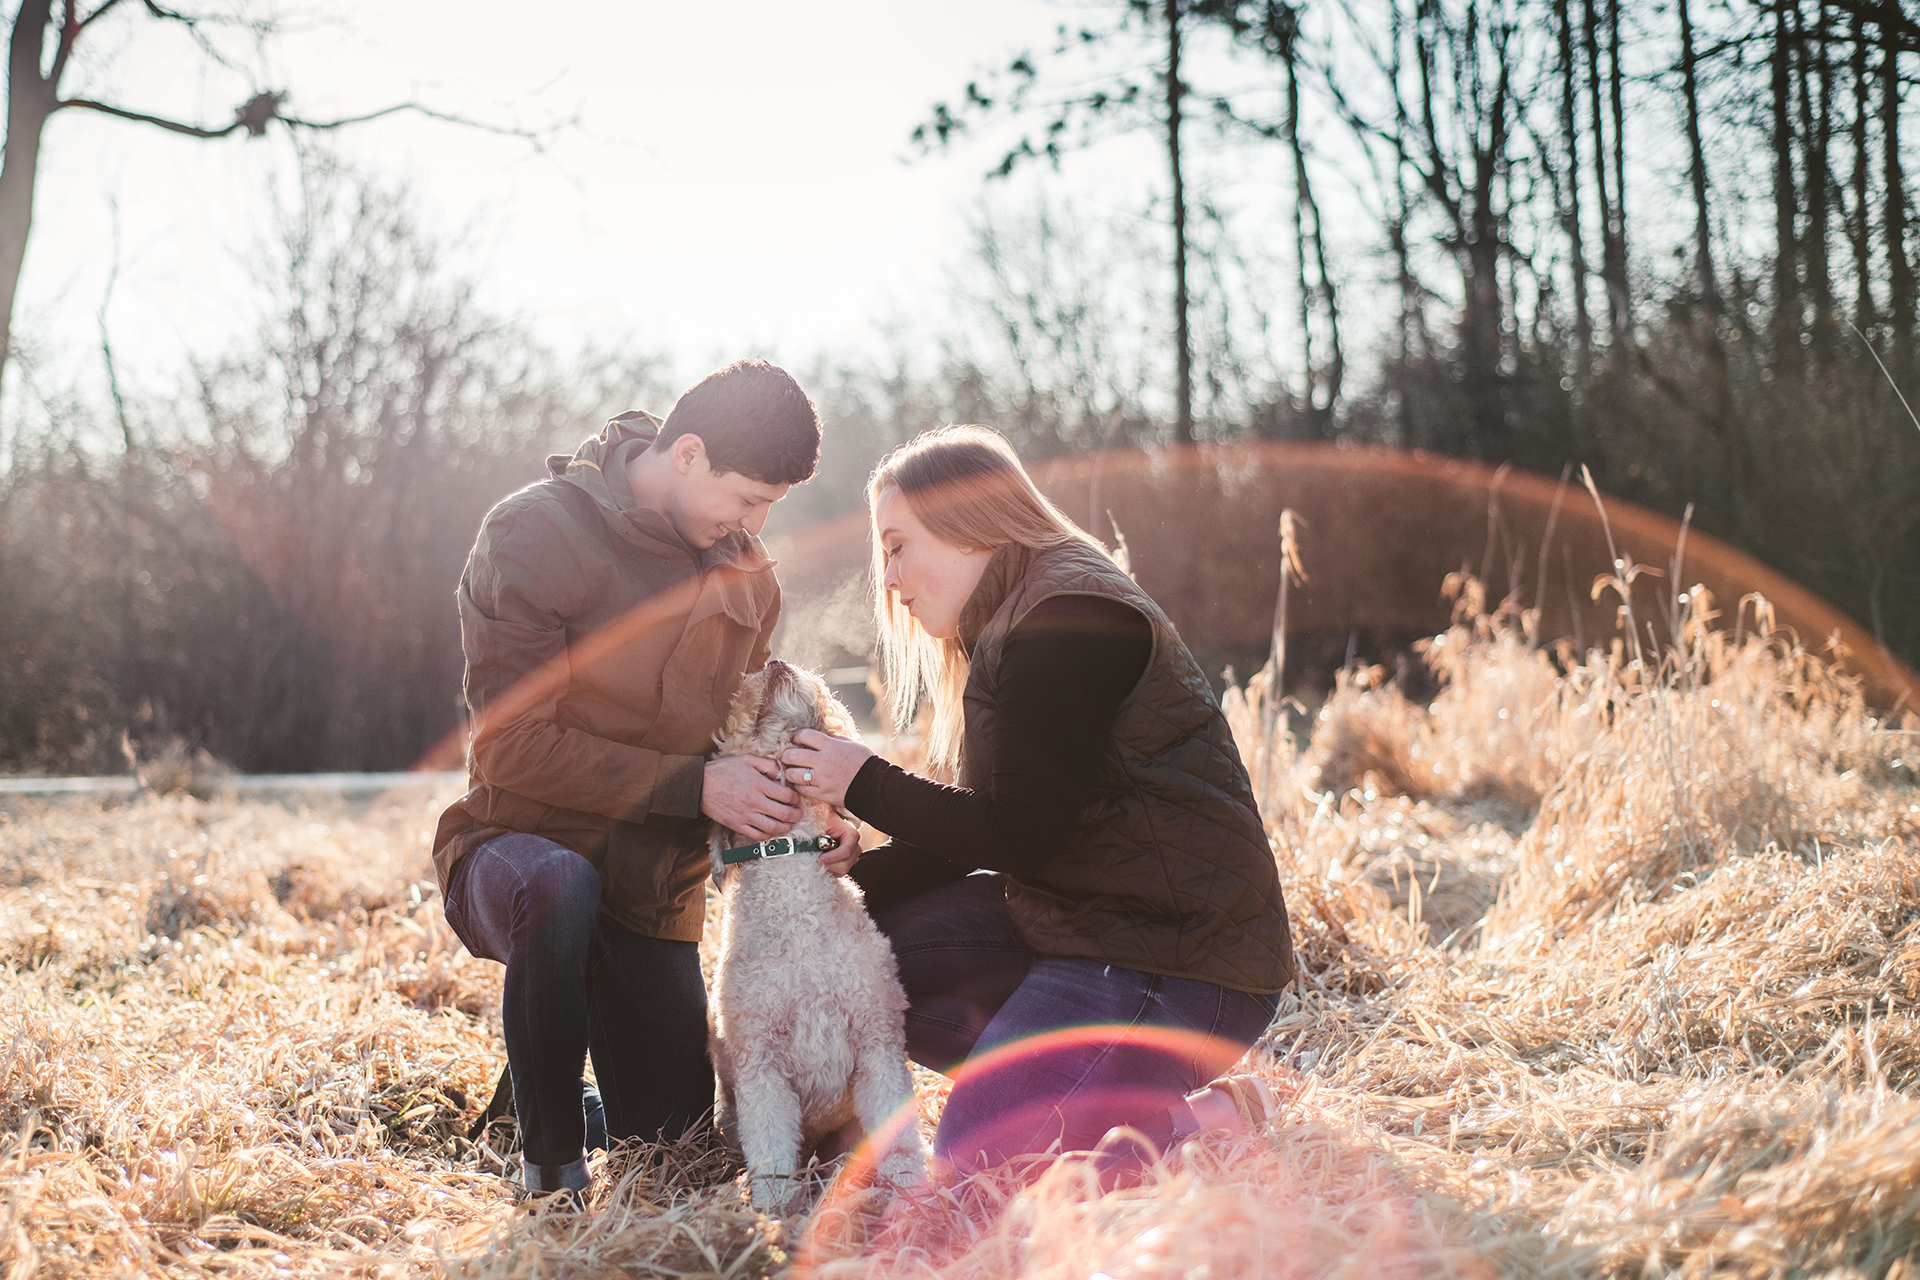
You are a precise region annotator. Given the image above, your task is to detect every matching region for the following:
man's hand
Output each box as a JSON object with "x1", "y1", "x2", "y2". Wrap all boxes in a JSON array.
[
  {"x1": 702, "y1": 754, "x2": 800, "y2": 840},
  {"x1": 818, "y1": 811, "x2": 863, "y2": 877}
]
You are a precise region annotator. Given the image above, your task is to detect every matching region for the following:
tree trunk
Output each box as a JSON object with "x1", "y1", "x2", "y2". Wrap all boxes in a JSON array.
[
  {"x1": 1556, "y1": 0, "x2": 1592, "y2": 374},
  {"x1": 1605, "y1": 0, "x2": 1630, "y2": 339},
  {"x1": 1677, "y1": 0, "x2": 1716, "y2": 310},
  {"x1": 1389, "y1": 0, "x2": 1417, "y2": 446},
  {"x1": 1884, "y1": 4, "x2": 1914, "y2": 355},
  {"x1": 0, "y1": 0, "x2": 57, "y2": 411},
  {"x1": 1465, "y1": 32, "x2": 1511, "y2": 457},
  {"x1": 1772, "y1": 0, "x2": 1801, "y2": 368},
  {"x1": 1676, "y1": 0, "x2": 1733, "y2": 453},
  {"x1": 1305, "y1": 175, "x2": 1344, "y2": 414},
  {"x1": 1582, "y1": 0, "x2": 1619, "y2": 351},
  {"x1": 1851, "y1": 11, "x2": 1874, "y2": 334},
  {"x1": 1804, "y1": 2, "x2": 1836, "y2": 359},
  {"x1": 1165, "y1": 0, "x2": 1194, "y2": 443},
  {"x1": 1286, "y1": 43, "x2": 1315, "y2": 428},
  {"x1": 1284, "y1": 34, "x2": 1342, "y2": 426}
]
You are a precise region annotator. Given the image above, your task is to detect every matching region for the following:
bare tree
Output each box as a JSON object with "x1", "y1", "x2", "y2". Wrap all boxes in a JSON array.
[
  {"x1": 1370, "y1": 0, "x2": 1520, "y2": 453},
  {"x1": 1583, "y1": 0, "x2": 1627, "y2": 349},
  {"x1": 1803, "y1": 2, "x2": 1837, "y2": 359},
  {"x1": 1883, "y1": 0, "x2": 1914, "y2": 354},
  {"x1": 1557, "y1": 0, "x2": 1595, "y2": 375},
  {"x1": 912, "y1": 0, "x2": 1213, "y2": 441},
  {"x1": 1165, "y1": 0, "x2": 1195, "y2": 440},
  {"x1": 1670, "y1": 0, "x2": 1738, "y2": 462},
  {"x1": 191, "y1": 162, "x2": 656, "y2": 768},
  {"x1": 1605, "y1": 0, "x2": 1630, "y2": 338},
  {"x1": 1848, "y1": 8, "x2": 1874, "y2": 333},
  {"x1": 1771, "y1": 0, "x2": 1802, "y2": 365},
  {"x1": 0, "y1": 0, "x2": 562, "y2": 412},
  {"x1": 1202, "y1": 2, "x2": 1345, "y2": 427},
  {"x1": 1677, "y1": 0, "x2": 1718, "y2": 312}
]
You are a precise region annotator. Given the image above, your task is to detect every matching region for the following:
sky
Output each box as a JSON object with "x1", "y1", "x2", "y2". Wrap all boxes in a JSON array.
[
  {"x1": 24, "y1": 0, "x2": 1192, "y2": 409},
  {"x1": 19, "y1": 0, "x2": 1762, "y2": 435}
]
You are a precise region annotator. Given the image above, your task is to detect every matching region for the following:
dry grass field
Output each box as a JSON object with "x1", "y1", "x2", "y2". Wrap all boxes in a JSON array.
[{"x1": 3, "y1": 581, "x2": 1918, "y2": 1278}]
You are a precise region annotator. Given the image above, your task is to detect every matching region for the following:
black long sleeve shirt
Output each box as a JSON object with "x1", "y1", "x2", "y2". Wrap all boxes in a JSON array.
[{"x1": 846, "y1": 593, "x2": 1152, "y2": 913}]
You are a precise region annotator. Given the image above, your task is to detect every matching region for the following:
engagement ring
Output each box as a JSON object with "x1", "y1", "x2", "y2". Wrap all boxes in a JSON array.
[{"x1": 802, "y1": 769, "x2": 814, "y2": 784}]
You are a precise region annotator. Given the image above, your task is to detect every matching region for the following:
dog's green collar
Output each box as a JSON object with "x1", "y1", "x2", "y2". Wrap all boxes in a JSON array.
[{"x1": 719, "y1": 835, "x2": 834, "y2": 866}]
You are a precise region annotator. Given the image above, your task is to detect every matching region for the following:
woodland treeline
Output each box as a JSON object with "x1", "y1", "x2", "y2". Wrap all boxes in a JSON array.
[
  {"x1": 921, "y1": 0, "x2": 1920, "y2": 645},
  {"x1": 3, "y1": 0, "x2": 1920, "y2": 774}
]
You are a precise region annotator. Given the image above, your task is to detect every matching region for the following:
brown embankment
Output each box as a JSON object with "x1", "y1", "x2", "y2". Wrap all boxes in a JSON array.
[{"x1": 769, "y1": 441, "x2": 1919, "y2": 711}]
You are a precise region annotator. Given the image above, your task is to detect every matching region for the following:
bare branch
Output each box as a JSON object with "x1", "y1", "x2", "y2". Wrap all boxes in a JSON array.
[
  {"x1": 51, "y1": 0, "x2": 120, "y2": 88},
  {"x1": 1810, "y1": 0, "x2": 1920, "y2": 53},
  {"x1": 56, "y1": 91, "x2": 573, "y2": 152},
  {"x1": 139, "y1": 0, "x2": 264, "y2": 73},
  {"x1": 908, "y1": 20, "x2": 1143, "y2": 165},
  {"x1": 55, "y1": 97, "x2": 243, "y2": 137},
  {"x1": 51, "y1": 1, "x2": 75, "y2": 85},
  {"x1": 1207, "y1": 96, "x2": 1283, "y2": 142},
  {"x1": 974, "y1": 83, "x2": 1151, "y2": 179},
  {"x1": 99, "y1": 196, "x2": 134, "y2": 454},
  {"x1": 281, "y1": 102, "x2": 575, "y2": 152},
  {"x1": 76, "y1": 0, "x2": 128, "y2": 31}
]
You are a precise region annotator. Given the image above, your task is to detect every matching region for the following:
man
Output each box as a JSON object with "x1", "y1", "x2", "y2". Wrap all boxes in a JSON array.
[{"x1": 432, "y1": 360, "x2": 858, "y2": 1198}]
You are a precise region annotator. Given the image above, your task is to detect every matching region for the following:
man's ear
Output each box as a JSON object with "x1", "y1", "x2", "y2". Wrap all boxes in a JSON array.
[{"x1": 672, "y1": 433, "x2": 709, "y2": 475}]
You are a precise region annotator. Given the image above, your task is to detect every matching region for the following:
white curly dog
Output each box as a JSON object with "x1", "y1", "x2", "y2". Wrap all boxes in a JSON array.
[{"x1": 708, "y1": 660, "x2": 927, "y2": 1212}]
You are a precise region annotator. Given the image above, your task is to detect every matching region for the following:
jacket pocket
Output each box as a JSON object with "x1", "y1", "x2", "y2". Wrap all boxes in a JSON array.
[
  {"x1": 484, "y1": 787, "x2": 553, "y2": 832},
  {"x1": 598, "y1": 821, "x2": 707, "y2": 932}
]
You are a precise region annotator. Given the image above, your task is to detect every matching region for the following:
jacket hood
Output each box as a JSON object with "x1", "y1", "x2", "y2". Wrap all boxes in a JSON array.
[{"x1": 549, "y1": 411, "x2": 774, "y2": 574}]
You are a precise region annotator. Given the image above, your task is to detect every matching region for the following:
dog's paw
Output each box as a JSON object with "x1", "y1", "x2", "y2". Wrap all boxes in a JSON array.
[
  {"x1": 748, "y1": 1170, "x2": 809, "y2": 1216},
  {"x1": 874, "y1": 1146, "x2": 928, "y2": 1191}
]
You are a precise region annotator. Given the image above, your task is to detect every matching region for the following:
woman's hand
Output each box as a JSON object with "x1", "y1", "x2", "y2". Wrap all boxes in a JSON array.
[
  {"x1": 818, "y1": 810, "x2": 863, "y2": 877},
  {"x1": 781, "y1": 728, "x2": 872, "y2": 810}
]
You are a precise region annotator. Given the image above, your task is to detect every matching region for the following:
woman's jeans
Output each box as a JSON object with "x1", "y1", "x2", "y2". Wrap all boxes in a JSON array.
[
  {"x1": 869, "y1": 873, "x2": 1281, "y2": 1172},
  {"x1": 443, "y1": 833, "x2": 713, "y2": 1176}
]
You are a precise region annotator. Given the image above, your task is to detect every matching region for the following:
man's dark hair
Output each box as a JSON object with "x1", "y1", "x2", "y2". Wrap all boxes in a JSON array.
[{"x1": 656, "y1": 360, "x2": 820, "y2": 485}]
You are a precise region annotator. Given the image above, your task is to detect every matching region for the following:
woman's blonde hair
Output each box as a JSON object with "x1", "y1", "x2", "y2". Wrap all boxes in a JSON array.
[{"x1": 869, "y1": 425, "x2": 1111, "y2": 778}]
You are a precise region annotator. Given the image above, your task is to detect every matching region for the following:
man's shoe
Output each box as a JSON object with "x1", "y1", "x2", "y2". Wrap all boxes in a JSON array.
[{"x1": 468, "y1": 1067, "x2": 608, "y2": 1153}]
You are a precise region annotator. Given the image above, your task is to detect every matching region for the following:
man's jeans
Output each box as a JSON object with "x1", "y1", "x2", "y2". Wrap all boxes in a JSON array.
[
  {"x1": 443, "y1": 833, "x2": 713, "y2": 1172},
  {"x1": 869, "y1": 873, "x2": 1281, "y2": 1172}
]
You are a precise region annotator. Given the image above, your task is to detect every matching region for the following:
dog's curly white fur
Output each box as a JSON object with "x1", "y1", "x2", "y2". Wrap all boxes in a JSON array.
[{"x1": 708, "y1": 661, "x2": 927, "y2": 1213}]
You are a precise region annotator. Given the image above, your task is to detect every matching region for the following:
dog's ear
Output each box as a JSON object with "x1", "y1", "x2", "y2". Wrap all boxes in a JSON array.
[
  {"x1": 709, "y1": 831, "x2": 731, "y2": 891},
  {"x1": 820, "y1": 688, "x2": 859, "y2": 741},
  {"x1": 801, "y1": 669, "x2": 860, "y2": 741}
]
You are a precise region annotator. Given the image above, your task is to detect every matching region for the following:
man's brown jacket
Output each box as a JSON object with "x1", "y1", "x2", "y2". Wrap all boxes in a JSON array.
[{"x1": 432, "y1": 412, "x2": 780, "y2": 941}]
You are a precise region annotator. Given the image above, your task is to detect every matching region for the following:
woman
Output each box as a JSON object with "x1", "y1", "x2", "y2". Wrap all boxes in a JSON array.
[{"x1": 781, "y1": 425, "x2": 1294, "y2": 1172}]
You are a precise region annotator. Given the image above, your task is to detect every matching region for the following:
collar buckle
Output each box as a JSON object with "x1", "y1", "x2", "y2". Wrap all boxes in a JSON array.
[{"x1": 720, "y1": 834, "x2": 820, "y2": 866}]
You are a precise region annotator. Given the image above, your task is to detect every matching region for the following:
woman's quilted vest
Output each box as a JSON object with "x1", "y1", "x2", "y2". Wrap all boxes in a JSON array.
[{"x1": 957, "y1": 540, "x2": 1295, "y2": 994}]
